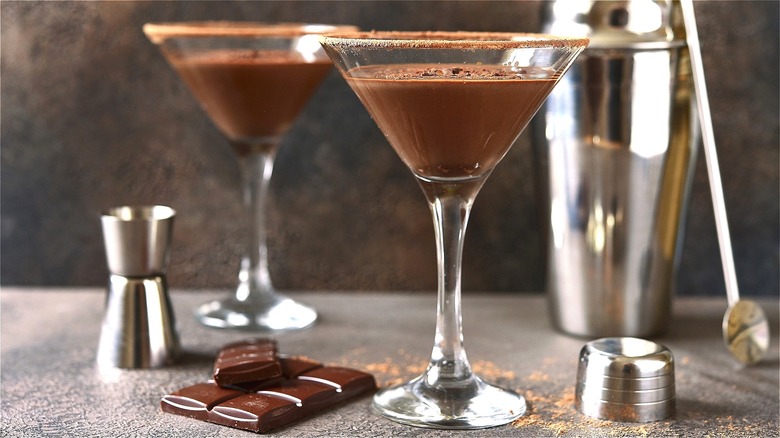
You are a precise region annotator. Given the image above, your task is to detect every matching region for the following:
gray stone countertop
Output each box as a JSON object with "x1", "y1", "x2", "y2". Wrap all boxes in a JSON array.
[{"x1": 1, "y1": 288, "x2": 778, "y2": 437}]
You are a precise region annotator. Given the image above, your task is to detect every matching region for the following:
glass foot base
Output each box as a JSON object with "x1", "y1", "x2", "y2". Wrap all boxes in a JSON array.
[
  {"x1": 372, "y1": 374, "x2": 526, "y2": 429},
  {"x1": 194, "y1": 294, "x2": 317, "y2": 333}
]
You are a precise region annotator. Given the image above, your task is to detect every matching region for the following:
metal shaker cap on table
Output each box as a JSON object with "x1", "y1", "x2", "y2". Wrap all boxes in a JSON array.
[
  {"x1": 575, "y1": 337, "x2": 676, "y2": 422},
  {"x1": 579, "y1": 337, "x2": 675, "y2": 380}
]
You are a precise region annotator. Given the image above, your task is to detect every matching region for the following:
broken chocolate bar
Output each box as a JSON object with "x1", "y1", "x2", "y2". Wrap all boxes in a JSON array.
[
  {"x1": 161, "y1": 365, "x2": 376, "y2": 433},
  {"x1": 213, "y1": 338, "x2": 282, "y2": 387}
]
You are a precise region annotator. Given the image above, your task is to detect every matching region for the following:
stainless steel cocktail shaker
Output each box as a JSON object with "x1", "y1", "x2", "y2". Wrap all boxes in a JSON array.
[
  {"x1": 535, "y1": 0, "x2": 699, "y2": 337},
  {"x1": 97, "y1": 205, "x2": 179, "y2": 368}
]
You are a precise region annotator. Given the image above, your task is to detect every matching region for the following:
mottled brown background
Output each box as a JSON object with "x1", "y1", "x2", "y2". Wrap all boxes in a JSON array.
[{"x1": 2, "y1": 1, "x2": 777, "y2": 297}]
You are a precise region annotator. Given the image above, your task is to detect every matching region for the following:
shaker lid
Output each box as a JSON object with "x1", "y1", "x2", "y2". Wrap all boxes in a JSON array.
[
  {"x1": 578, "y1": 337, "x2": 675, "y2": 380},
  {"x1": 541, "y1": 0, "x2": 686, "y2": 49},
  {"x1": 575, "y1": 337, "x2": 676, "y2": 422}
]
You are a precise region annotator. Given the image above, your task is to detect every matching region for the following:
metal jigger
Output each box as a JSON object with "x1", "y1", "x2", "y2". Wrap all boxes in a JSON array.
[{"x1": 97, "y1": 205, "x2": 179, "y2": 369}]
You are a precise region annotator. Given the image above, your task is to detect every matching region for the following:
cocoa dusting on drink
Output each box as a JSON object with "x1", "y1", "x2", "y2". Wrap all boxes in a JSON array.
[
  {"x1": 353, "y1": 65, "x2": 551, "y2": 80},
  {"x1": 145, "y1": 22, "x2": 358, "y2": 44},
  {"x1": 321, "y1": 31, "x2": 589, "y2": 51}
]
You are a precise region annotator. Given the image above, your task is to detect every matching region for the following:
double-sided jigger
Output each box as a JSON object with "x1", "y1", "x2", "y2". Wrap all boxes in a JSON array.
[
  {"x1": 97, "y1": 205, "x2": 179, "y2": 369},
  {"x1": 576, "y1": 337, "x2": 675, "y2": 423}
]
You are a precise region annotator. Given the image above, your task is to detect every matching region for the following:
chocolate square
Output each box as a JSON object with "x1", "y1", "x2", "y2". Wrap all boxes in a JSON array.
[
  {"x1": 213, "y1": 338, "x2": 282, "y2": 387},
  {"x1": 160, "y1": 382, "x2": 245, "y2": 421},
  {"x1": 298, "y1": 366, "x2": 377, "y2": 398}
]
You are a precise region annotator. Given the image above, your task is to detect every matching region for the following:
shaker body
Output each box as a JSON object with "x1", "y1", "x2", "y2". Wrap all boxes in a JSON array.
[{"x1": 539, "y1": 43, "x2": 699, "y2": 337}]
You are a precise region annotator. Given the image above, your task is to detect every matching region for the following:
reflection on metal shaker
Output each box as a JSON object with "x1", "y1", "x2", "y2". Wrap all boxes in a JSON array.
[{"x1": 535, "y1": 1, "x2": 700, "y2": 337}]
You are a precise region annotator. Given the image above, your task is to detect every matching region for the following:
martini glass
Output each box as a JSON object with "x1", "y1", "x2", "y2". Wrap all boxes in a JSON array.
[
  {"x1": 144, "y1": 22, "x2": 357, "y2": 332},
  {"x1": 320, "y1": 31, "x2": 586, "y2": 428}
]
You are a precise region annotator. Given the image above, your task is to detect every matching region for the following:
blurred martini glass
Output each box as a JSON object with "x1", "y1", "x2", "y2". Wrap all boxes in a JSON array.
[{"x1": 144, "y1": 22, "x2": 357, "y2": 332}]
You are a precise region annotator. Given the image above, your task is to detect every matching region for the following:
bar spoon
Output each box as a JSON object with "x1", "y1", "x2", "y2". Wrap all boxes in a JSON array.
[{"x1": 681, "y1": 0, "x2": 769, "y2": 365}]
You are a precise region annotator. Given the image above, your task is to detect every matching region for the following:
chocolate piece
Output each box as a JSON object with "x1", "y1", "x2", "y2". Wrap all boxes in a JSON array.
[
  {"x1": 219, "y1": 356, "x2": 322, "y2": 392},
  {"x1": 279, "y1": 356, "x2": 322, "y2": 378},
  {"x1": 160, "y1": 382, "x2": 245, "y2": 421},
  {"x1": 213, "y1": 339, "x2": 282, "y2": 387}
]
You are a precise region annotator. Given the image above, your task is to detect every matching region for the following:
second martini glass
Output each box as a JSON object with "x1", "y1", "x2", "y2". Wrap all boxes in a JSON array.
[
  {"x1": 144, "y1": 22, "x2": 357, "y2": 332},
  {"x1": 321, "y1": 31, "x2": 586, "y2": 428}
]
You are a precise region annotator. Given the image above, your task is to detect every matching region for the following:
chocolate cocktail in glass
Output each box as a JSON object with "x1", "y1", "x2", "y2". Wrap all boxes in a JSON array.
[
  {"x1": 320, "y1": 32, "x2": 586, "y2": 428},
  {"x1": 144, "y1": 22, "x2": 357, "y2": 332}
]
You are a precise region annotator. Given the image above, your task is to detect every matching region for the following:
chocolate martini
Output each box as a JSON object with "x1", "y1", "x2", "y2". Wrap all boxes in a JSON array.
[
  {"x1": 321, "y1": 32, "x2": 586, "y2": 429},
  {"x1": 144, "y1": 22, "x2": 358, "y2": 332},
  {"x1": 346, "y1": 64, "x2": 557, "y2": 180},
  {"x1": 168, "y1": 50, "x2": 332, "y2": 143}
]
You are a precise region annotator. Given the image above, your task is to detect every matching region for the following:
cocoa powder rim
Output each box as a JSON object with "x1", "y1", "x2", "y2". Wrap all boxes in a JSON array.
[
  {"x1": 143, "y1": 22, "x2": 358, "y2": 43},
  {"x1": 320, "y1": 31, "x2": 589, "y2": 50}
]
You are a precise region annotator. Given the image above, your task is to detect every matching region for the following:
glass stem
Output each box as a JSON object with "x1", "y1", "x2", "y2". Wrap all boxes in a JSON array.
[
  {"x1": 419, "y1": 178, "x2": 486, "y2": 390},
  {"x1": 233, "y1": 142, "x2": 280, "y2": 303}
]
